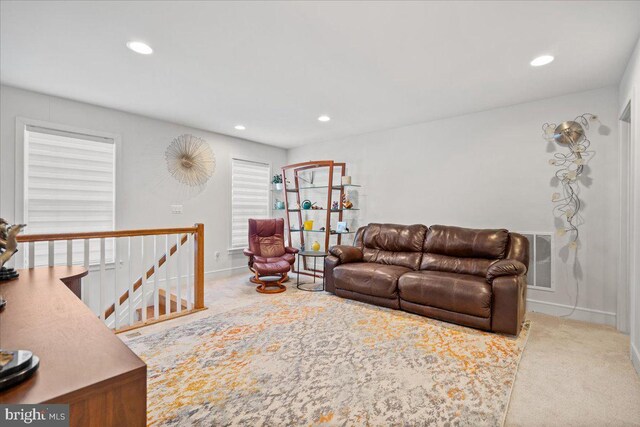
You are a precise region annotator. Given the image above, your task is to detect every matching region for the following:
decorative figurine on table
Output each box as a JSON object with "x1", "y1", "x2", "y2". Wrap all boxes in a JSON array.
[
  {"x1": 0, "y1": 219, "x2": 26, "y2": 281},
  {"x1": 342, "y1": 194, "x2": 353, "y2": 209},
  {"x1": 331, "y1": 201, "x2": 339, "y2": 211}
]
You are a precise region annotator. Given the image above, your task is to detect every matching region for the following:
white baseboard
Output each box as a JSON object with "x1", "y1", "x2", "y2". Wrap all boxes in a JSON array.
[
  {"x1": 527, "y1": 298, "x2": 617, "y2": 327},
  {"x1": 204, "y1": 265, "x2": 246, "y2": 280},
  {"x1": 144, "y1": 265, "x2": 246, "y2": 285},
  {"x1": 632, "y1": 342, "x2": 640, "y2": 376}
]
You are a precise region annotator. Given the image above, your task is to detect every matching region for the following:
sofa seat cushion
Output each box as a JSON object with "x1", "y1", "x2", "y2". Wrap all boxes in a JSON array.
[
  {"x1": 254, "y1": 253, "x2": 295, "y2": 265},
  {"x1": 398, "y1": 270, "x2": 492, "y2": 318},
  {"x1": 253, "y1": 259, "x2": 292, "y2": 276},
  {"x1": 333, "y1": 262, "x2": 410, "y2": 299}
]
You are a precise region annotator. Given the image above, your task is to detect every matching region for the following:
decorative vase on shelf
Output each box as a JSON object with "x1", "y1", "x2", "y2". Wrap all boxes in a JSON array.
[
  {"x1": 311, "y1": 241, "x2": 321, "y2": 251},
  {"x1": 272, "y1": 174, "x2": 283, "y2": 190}
]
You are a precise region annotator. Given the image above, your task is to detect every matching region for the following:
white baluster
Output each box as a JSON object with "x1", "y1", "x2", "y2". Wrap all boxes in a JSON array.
[
  {"x1": 113, "y1": 238, "x2": 118, "y2": 330},
  {"x1": 83, "y1": 239, "x2": 90, "y2": 308},
  {"x1": 99, "y1": 238, "x2": 105, "y2": 322},
  {"x1": 84, "y1": 240, "x2": 90, "y2": 269},
  {"x1": 67, "y1": 240, "x2": 73, "y2": 266},
  {"x1": 153, "y1": 235, "x2": 159, "y2": 319},
  {"x1": 187, "y1": 233, "x2": 193, "y2": 310},
  {"x1": 176, "y1": 234, "x2": 182, "y2": 313},
  {"x1": 48, "y1": 241, "x2": 54, "y2": 267},
  {"x1": 128, "y1": 237, "x2": 134, "y2": 326},
  {"x1": 141, "y1": 236, "x2": 146, "y2": 323},
  {"x1": 165, "y1": 235, "x2": 170, "y2": 315},
  {"x1": 28, "y1": 242, "x2": 35, "y2": 268}
]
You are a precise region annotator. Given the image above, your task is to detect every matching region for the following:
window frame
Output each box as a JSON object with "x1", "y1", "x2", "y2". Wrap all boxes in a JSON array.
[
  {"x1": 228, "y1": 157, "x2": 272, "y2": 252},
  {"x1": 15, "y1": 117, "x2": 121, "y2": 266}
]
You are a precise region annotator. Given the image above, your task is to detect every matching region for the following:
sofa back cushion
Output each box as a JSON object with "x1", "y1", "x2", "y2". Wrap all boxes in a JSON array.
[
  {"x1": 248, "y1": 218, "x2": 286, "y2": 258},
  {"x1": 420, "y1": 253, "x2": 495, "y2": 277},
  {"x1": 421, "y1": 225, "x2": 509, "y2": 277},
  {"x1": 362, "y1": 223, "x2": 427, "y2": 270}
]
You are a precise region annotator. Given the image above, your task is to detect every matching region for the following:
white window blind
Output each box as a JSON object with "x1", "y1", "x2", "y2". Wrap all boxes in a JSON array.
[
  {"x1": 231, "y1": 159, "x2": 270, "y2": 249},
  {"x1": 24, "y1": 125, "x2": 116, "y2": 266}
]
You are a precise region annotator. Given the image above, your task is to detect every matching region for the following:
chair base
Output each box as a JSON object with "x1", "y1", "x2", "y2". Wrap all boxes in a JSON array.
[
  {"x1": 256, "y1": 283, "x2": 287, "y2": 294},
  {"x1": 253, "y1": 273, "x2": 288, "y2": 294},
  {"x1": 250, "y1": 275, "x2": 290, "y2": 284}
]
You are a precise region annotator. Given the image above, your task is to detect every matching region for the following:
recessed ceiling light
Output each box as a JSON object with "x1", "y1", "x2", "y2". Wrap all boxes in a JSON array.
[
  {"x1": 530, "y1": 55, "x2": 554, "y2": 67},
  {"x1": 234, "y1": 125, "x2": 246, "y2": 130},
  {"x1": 126, "y1": 41, "x2": 153, "y2": 55},
  {"x1": 318, "y1": 115, "x2": 331, "y2": 122}
]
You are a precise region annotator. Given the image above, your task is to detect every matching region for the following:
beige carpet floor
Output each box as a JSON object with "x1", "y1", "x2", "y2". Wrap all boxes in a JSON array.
[{"x1": 121, "y1": 272, "x2": 640, "y2": 426}]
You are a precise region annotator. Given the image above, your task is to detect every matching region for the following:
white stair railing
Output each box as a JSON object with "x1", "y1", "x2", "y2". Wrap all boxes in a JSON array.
[{"x1": 16, "y1": 224, "x2": 205, "y2": 332}]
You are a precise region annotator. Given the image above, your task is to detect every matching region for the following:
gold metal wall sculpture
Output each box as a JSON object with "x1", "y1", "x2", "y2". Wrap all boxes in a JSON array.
[{"x1": 542, "y1": 113, "x2": 596, "y2": 250}]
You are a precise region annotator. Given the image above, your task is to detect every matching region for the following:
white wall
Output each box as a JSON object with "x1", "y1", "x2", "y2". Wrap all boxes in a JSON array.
[
  {"x1": 1, "y1": 81, "x2": 631, "y2": 343},
  {"x1": 0, "y1": 85, "x2": 287, "y2": 279},
  {"x1": 289, "y1": 86, "x2": 621, "y2": 326},
  {"x1": 619, "y1": 36, "x2": 640, "y2": 375}
]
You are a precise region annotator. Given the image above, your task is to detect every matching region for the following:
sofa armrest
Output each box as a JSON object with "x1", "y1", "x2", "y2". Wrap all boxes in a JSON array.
[
  {"x1": 491, "y1": 275, "x2": 527, "y2": 335},
  {"x1": 329, "y1": 245, "x2": 363, "y2": 264},
  {"x1": 487, "y1": 259, "x2": 527, "y2": 282},
  {"x1": 285, "y1": 247, "x2": 299, "y2": 254},
  {"x1": 243, "y1": 249, "x2": 254, "y2": 258},
  {"x1": 324, "y1": 255, "x2": 340, "y2": 294}
]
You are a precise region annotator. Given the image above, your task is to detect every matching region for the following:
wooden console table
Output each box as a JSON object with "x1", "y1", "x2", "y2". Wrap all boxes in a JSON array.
[{"x1": 0, "y1": 267, "x2": 147, "y2": 427}]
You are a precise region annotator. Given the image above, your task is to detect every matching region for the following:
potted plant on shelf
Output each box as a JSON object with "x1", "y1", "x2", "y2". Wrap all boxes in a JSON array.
[{"x1": 272, "y1": 174, "x2": 283, "y2": 190}]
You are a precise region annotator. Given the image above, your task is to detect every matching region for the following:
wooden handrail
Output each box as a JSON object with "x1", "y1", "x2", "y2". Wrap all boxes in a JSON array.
[{"x1": 17, "y1": 226, "x2": 199, "y2": 243}]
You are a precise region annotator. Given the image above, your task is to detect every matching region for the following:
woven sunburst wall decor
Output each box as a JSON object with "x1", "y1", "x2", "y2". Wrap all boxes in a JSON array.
[{"x1": 165, "y1": 134, "x2": 216, "y2": 187}]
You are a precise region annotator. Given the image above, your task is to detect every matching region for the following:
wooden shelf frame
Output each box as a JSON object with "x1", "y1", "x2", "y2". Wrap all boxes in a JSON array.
[{"x1": 279, "y1": 160, "x2": 349, "y2": 276}]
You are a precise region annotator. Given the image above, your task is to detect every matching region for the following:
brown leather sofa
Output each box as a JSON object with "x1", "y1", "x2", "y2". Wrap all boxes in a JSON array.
[{"x1": 325, "y1": 223, "x2": 529, "y2": 335}]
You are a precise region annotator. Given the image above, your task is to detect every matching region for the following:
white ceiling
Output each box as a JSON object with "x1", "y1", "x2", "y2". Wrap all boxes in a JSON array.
[{"x1": 2, "y1": 1, "x2": 639, "y2": 148}]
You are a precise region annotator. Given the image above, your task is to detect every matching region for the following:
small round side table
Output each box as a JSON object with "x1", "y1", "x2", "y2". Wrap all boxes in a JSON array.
[{"x1": 296, "y1": 251, "x2": 329, "y2": 292}]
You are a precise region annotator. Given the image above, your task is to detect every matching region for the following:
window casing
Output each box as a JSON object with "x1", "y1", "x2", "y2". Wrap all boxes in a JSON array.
[
  {"x1": 23, "y1": 125, "x2": 116, "y2": 266},
  {"x1": 230, "y1": 159, "x2": 270, "y2": 250}
]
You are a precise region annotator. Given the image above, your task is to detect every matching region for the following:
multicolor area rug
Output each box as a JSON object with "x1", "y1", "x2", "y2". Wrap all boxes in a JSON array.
[{"x1": 127, "y1": 292, "x2": 530, "y2": 426}]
